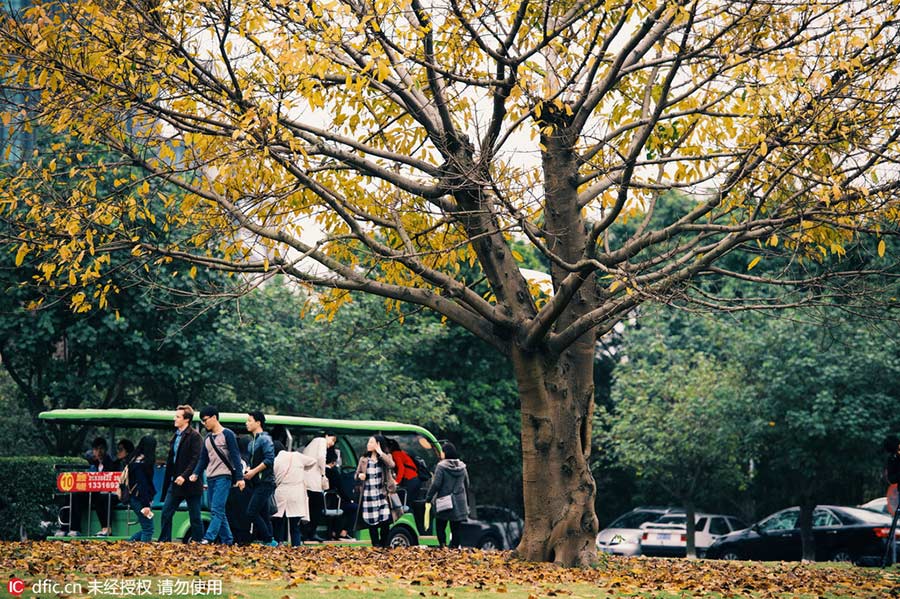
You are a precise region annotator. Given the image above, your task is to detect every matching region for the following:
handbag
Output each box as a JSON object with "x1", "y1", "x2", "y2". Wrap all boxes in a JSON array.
[
  {"x1": 116, "y1": 464, "x2": 132, "y2": 502},
  {"x1": 434, "y1": 494, "x2": 453, "y2": 513},
  {"x1": 388, "y1": 492, "x2": 405, "y2": 522},
  {"x1": 321, "y1": 473, "x2": 330, "y2": 491},
  {"x1": 116, "y1": 455, "x2": 138, "y2": 502},
  {"x1": 267, "y1": 493, "x2": 278, "y2": 516}
]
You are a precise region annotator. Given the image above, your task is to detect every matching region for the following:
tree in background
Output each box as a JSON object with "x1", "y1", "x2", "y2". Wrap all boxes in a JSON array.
[
  {"x1": 605, "y1": 310, "x2": 760, "y2": 558},
  {"x1": 3, "y1": 1, "x2": 900, "y2": 563},
  {"x1": 600, "y1": 299, "x2": 900, "y2": 559},
  {"x1": 740, "y1": 313, "x2": 900, "y2": 561}
]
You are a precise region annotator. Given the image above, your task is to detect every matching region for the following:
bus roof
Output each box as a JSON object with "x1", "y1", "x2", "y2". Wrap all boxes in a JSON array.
[{"x1": 38, "y1": 408, "x2": 440, "y2": 446}]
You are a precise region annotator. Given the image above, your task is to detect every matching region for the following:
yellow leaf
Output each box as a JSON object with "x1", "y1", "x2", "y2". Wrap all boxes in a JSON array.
[
  {"x1": 14, "y1": 243, "x2": 29, "y2": 267},
  {"x1": 189, "y1": 266, "x2": 198, "y2": 279},
  {"x1": 747, "y1": 256, "x2": 761, "y2": 270},
  {"x1": 878, "y1": 239, "x2": 886, "y2": 257}
]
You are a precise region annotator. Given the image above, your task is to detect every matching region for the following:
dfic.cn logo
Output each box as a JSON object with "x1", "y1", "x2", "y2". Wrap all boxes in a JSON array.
[{"x1": 7, "y1": 577, "x2": 25, "y2": 596}]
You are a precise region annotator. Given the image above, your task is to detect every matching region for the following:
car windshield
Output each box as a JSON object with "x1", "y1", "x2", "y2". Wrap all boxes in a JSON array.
[
  {"x1": 758, "y1": 509, "x2": 799, "y2": 532},
  {"x1": 609, "y1": 511, "x2": 665, "y2": 529}
]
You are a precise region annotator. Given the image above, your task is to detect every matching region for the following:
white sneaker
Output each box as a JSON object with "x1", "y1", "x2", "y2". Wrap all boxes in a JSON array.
[{"x1": 67, "y1": 531, "x2": 80, "y2": 537}]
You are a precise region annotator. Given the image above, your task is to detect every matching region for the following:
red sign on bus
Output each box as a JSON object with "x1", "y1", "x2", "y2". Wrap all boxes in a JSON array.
[{"x1": 56, "y1": 471, "x2": 120, "y2": 493}]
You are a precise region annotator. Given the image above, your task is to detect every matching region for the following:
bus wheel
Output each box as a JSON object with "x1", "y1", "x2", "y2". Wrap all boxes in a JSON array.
[{"x1": 387, "y1": 526, "x2": 416, "y2": 548}]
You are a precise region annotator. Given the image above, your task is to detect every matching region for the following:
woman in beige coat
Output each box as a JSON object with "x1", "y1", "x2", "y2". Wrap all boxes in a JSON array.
[{"x1": 273, "y1": 445, "x2": 318, "y2": 546}]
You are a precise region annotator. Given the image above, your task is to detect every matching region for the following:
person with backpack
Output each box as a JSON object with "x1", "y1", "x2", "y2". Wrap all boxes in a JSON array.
[
  {"x1": 158, "y1": 405, "x2": 204, "y2": 543},
  {"x1": 125, "y1": 435, "x2": 157, "y2": 542},
  {"x1": 425, "y1": 441, "x2": 469, "y2": 549},
  {"x1": 189, "y1": 406, "x2": 245, "y2": 545}
]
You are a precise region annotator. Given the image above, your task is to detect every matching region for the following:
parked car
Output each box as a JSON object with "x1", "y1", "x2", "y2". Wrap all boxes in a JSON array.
[
  {"x1": 454, "y1": 517, "x2": 508, "y2": 550},
  {"x1": 596, "y1": 506, "x2": 683, "y2": 556},
  {"x1": 473, "y1": 505, "x2": 523, "y2": 549},
  {"x1": 860, "y1": 497, "x2": 889, "y2": 515},
  {"x1": 640, "y1": 513, "x2": 748, "y2": 558},
  {"x1": 706, "y1": 505, "x2": 899, "y2": 563}
]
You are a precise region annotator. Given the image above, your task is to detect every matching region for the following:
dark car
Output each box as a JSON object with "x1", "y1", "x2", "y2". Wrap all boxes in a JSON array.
[
  {"x1": 454, "y1": 518, "x2": 508, "y2": 550},
  {"x1": 706, "y1": 505, "x2": 897, "y2": 563},
  {"x1": 472, "y1": 505, "x2": 523, "y2": 549}
]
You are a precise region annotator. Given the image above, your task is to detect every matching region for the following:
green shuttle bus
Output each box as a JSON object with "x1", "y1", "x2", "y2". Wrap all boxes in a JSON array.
[{"x1": 39, "y1": 408, "x2": 443, "y2": 546}]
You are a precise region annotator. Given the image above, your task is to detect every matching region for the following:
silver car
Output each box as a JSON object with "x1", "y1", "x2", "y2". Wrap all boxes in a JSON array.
[{"x1": 596, "y1": 507, "x2": 682, "y2": 556}]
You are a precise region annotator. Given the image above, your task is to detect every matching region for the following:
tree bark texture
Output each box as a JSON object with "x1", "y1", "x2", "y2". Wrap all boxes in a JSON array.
[
  {"x1": 799, "y1": 500, "x2": 816, "y2": 562},
  {"x1": 684, "y1": 501, "x2": 697, "y2": 559},
  {"x1": 512, "y1": 344, "x2": 598, "y2": 566}
]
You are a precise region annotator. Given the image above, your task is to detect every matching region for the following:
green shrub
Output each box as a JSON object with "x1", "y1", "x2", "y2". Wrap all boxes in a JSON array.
[{"x1": 0, "y1": 457, "x2": 83, "y2": 540}]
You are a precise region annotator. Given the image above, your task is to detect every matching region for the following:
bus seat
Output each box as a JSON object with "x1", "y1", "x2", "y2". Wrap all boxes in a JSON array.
[{"x1": 323, "y1": 492, "x2": 343, "y2": 517}]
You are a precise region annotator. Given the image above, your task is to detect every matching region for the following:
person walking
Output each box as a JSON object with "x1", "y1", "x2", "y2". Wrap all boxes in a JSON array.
[
  {"x1": 126, "y1": 435, "x2": 157, "y2": 542},
  {"x1": 244, "y1": 411, "x2": 277, "y2": 547},
  {"x1": 158, "y1": 405, "x2": 204, "y2": 543},
  {"x1": 189, "y1": 406, "x2": 245, "y2": 545},
  {"x1": 272, "y1": 441, "x2": 318, "y2": 546},
  {"x1": 354, "y1": 435, "x2": 396, "y2": 548},
  {"x1": 425, "y1": 442, "x2": 469, "y2": 549}
]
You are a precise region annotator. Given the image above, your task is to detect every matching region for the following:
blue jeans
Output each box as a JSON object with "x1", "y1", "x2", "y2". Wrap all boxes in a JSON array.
[
  {"x1": 128, "y1": 498, "x2": 154, "y2": 542},
  {"x1": 246, "y1": 483, "x2": 275, "y2": 543},
  {"x1": 204, "y1": 475, "x2": 234, "y2": 545},
  {"x1": 158, "y1": 492, "x2": 203, "y2": 542}
]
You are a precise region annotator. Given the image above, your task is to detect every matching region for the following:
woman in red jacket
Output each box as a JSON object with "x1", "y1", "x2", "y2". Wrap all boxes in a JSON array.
[{"x1": 386, "y1": 438, "x2": 423, "y2": 531}]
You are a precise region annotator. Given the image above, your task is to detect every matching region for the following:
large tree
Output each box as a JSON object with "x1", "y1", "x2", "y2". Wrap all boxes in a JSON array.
[{"x1": 2, "y1": 0, "x2": 899, "y2": 564}]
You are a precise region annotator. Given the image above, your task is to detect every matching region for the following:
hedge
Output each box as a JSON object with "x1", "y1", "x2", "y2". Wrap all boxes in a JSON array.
[{"x1": 0, "y1": 457, "x2": 83, "y2": 541}]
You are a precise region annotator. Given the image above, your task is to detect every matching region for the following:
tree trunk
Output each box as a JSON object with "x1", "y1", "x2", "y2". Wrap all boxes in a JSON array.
[
  {"x1": 684, "y1": 500, "x2": 697, "y2": 559},
  {"x1": 798, "y1": 500, "x2": 816, "y2": 562},
  {"x1": 512, "y1": 344, "x2": 599, "y2": 566}
]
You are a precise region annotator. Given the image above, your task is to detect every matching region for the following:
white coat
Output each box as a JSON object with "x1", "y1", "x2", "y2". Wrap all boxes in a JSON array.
[
  {"x1": 302, "y1": 437, "x2": 328, "y2": 492},
  {"x1": 273, "y1": 451, "x2": 318, "y2": 519}
]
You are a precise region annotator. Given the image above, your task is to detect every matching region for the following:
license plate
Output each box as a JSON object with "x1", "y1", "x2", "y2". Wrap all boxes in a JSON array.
[{"x1": 656, "y1": 533, "x2": 671, "y2": 541}]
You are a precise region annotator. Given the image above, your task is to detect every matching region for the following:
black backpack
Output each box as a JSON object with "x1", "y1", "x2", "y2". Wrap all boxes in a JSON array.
[{"x1": 413, "y1": 455, "x2": 431, "y2": 481}]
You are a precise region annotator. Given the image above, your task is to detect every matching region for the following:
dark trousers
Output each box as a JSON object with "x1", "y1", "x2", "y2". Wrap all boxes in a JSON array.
[
  {"x1": 326, "y1": 500, "x2": 358, "y2": 538},
  {"x1": 399, "y1": 478, "x2": 423, "y2": 531},
  {"x1": 246, "y1": 483, "x2": 275, "y2": 543},
  {"x1": 158, "y1": 492, "x2": 203, "y2": 542},
  {"x1": 436, "y1": 518, "x2": 463, "y2": 548},
  {"x1": 273, "y1": 516, "x2": 303, "y2": 546},
  {"x1": 368, "y1": 521, "x2": 391, "y2": 547},
  {"x1": 67, "y1": 492, "x2": 112, "y2": 533},
  {"x1": 305, "y1": 490, "x2": 325, "y2": 539}
]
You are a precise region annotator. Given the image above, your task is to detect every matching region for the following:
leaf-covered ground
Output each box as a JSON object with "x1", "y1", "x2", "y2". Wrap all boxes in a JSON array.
[{"x1": 2, "y1": 542, "x2": 899, "y2": 598}]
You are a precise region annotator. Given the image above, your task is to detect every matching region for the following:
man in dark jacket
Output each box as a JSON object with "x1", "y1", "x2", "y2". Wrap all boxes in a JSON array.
[
  {"x1": 244, "y1": 411, "x2": 276, "y2": 546},
  {"x1": 158, "y1": 405, "x2": 204, "y2": 542}
]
